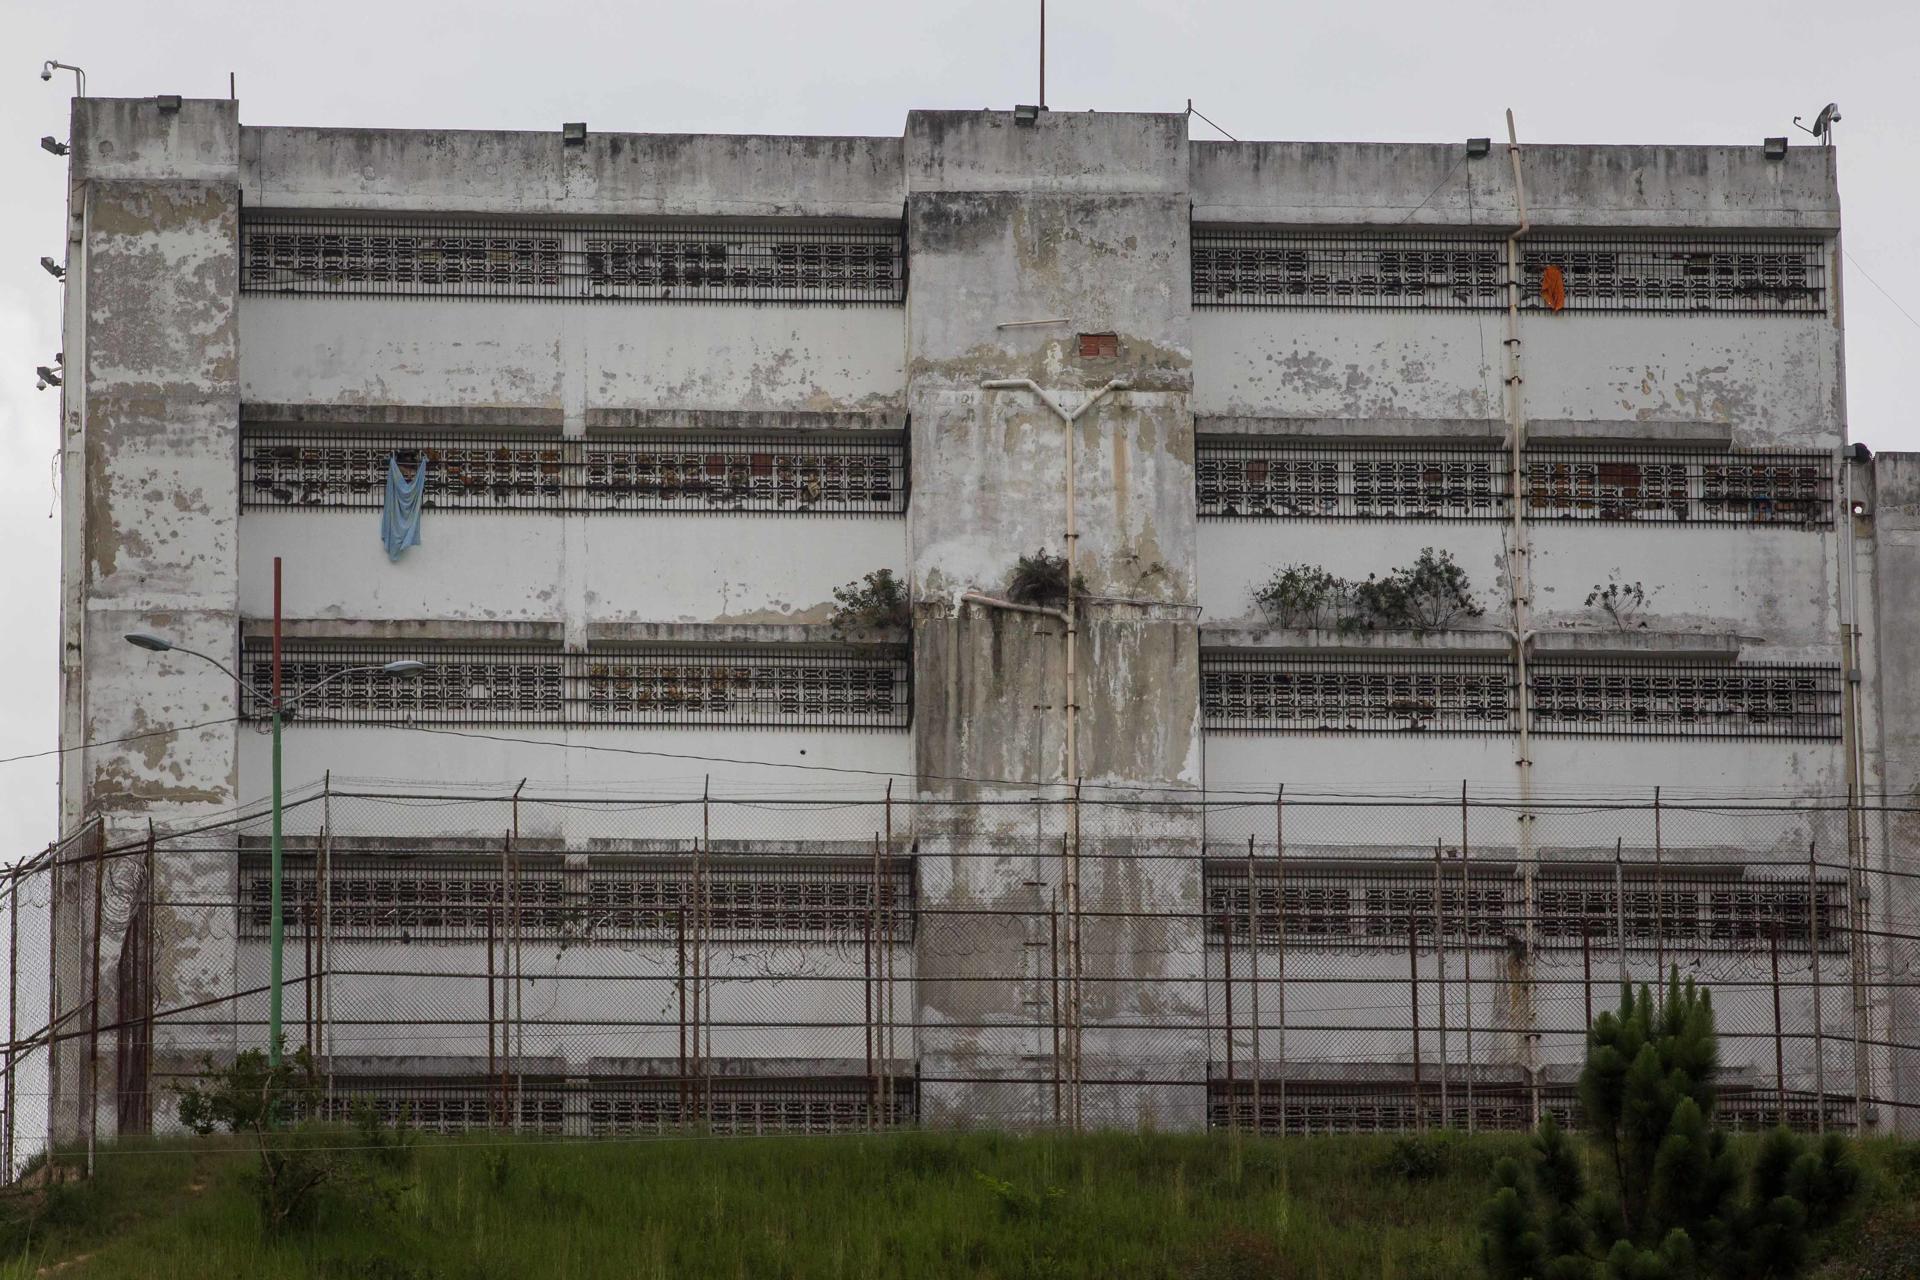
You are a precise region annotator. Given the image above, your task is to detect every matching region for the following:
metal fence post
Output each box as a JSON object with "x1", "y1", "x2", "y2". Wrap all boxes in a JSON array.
[
  {"x1": 1433, "y1": 840, "x2": 1449, "y2": 1128},
  {"x1": 1808, "y1": 841, "x2": 1825, "y2": 1135},
  {"x1": 1275, "y1": 784, "x2": 1287, "y2": 1135},
  {"x1": 1461, "y1": 781, "x2": 1474, "y2": 1134},
  {"x1": 1248, "y1": 835, "x2": 1262, "y2": 1135},
  {"x1": 87, "y1": 826, "x2": 104, "y2": 1178},
  {"x1": 1613, "y1": 839, "x2": 1628, "y2": 995},
  {"x1": 1408, "y1": 911, "x2": 1424, "y2": 1132},
  {"x1": 1771, "y1": 921, "x2": 1786, "y2": 1127},
  {"x1": 4, "y1": 868, "x2": 17, "y2": 1176},
  {"x1": 1222, "y1": 909, "x2": 1236, "y2": 1132}
]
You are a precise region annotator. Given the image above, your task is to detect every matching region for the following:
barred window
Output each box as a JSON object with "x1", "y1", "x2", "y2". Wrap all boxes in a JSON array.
[
  {"x1": 1202, "y1": 860, "x2": 1845, "y2": 953},
  {"x1": 590, "y1": 1077, "x2": 915, "y2": 1135},
  {"x1": 242, "y1": 216, "x2": 905, "y2": 305},
  {"x1": 315, "y1": 1082, "x2": 563, "y2": 1134},
  {"x1": 1193, "y1": 229, "x2": 1826, "y2": 315},
  {"x1": 1201, "y1": 657, "x2": 1515, "y2": 734},
  {"x1": 1529, "y1": 665, "x2": 1841, "y2": 740},
  {"x1": 242, "y1": 851, "x2": 916, "y2": 945},
  {"x1": 1197, "y1": 443, "x2": 1506, "y2": 520},
  {"x1": 242, "y1": 641, "x2": 911, "y2": 730},
  {"x1": 1520, "y1": 240, "x2": 1823, "y2": 314},
  {"x1": 1193, "y1": 233, "x2": 1504, "y2": 310},
  {"x1": 1202, "y1": 657, "x2": 1841, "y2": 740},
  {"x1": 240, "y1": 430, "x2": 905, "y2": 516},
  {"x1": 1197, "y1": 442, "x2": 1830, "y2": 527}
]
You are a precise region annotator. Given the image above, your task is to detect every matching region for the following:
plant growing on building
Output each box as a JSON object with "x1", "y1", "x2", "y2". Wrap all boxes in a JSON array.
[
  {"x1": 1586, "y1": 576, "x2": 1650, "y2": 631},
  {"x1": 1007, "y1": 550, "x2": 1084, "y2": 609},
  {"x1": 1481, "y1": 974, "x2": 1860, "y2": 1279},
  {"x1": 1255, "y1": 548, "x2": 1484, "y2": 633},
  {"x1": 1252, "y1": 564, "x2": 1353, "y2": 630},
  {"x1": 829, "y1": 569, "x2": 910, "y2": 633}
]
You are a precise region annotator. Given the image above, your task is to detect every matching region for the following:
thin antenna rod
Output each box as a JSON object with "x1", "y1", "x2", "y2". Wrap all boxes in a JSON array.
[{"x1": 1039, "y1": 0, "x2": 1046, "y2": 109}]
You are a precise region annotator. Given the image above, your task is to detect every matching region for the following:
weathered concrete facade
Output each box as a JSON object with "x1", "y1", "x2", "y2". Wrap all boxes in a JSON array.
[{"x1": 52, "y1": 98, "x2": 1920, "y2": 1133}]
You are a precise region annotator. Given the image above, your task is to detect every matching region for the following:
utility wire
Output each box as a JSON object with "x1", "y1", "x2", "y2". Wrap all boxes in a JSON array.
[{"x1": 1845, "y1": 248, "x2": 1920, "y2": 332}]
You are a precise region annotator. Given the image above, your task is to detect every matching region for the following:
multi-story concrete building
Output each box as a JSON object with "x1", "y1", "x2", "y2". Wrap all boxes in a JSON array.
[{"x1": 46, "y1": 95, "x2": 1920, "y2": 1138}]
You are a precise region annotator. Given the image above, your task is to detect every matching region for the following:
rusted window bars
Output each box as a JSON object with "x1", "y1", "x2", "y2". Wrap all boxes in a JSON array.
[
  {"x1": 1201, "y1": 656, "x2": 1843, "y2": 741},
  {"x1": 241, "y1": 217, "x2": 906, "y2": 306},
  {"x1": 1196, "y1": 442, "x2": 1834, "y2": 528},
  {"x1": 1192, "y1": 231, "x2": 1826, "y2": 315},
  {"x1": 240, "y1": 431, "x2": 908, "y2": 517},
  {"x1": 239, "y1": 641, "x2": 912, "y2": 731}
]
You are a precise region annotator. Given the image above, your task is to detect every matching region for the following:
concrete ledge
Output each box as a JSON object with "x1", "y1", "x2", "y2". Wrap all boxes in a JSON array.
[
  {"x1": 319, "y1": 1055, "x2": 566, "y2": 1078},
  {"x1": 586, "y1": 1056, "x2": 912, "y2": 1079},
  {"x1": 1200, "y1": 625, "x2": 1746, "y2": 661},
  {"x1": 585, "y1": 407, "x2": 906, "y2": 436},
  {"x1": 1197, "y1": 417, "x2": 1738, "y2": 449},
  {"x1": 243, "y1": 403, "x2": 566, "y2": 430},
  {"x1": 584, "y1": 621, "x2": 908, "y2": 649},
  {"x1": 1530, "y1": 419, "x2": 1733, "y2": 449},
  {"x1": 1200, "y1": 626, "x2": 1509, "y2": 655},
  {"x1": 247, "y1": 618, "x2": 565, "y2": 644},
  {"x1": 1197, "y1": 416, "x2": 1503, "y2": 443},
  {"x1": 1531, "y1": 629, "x2": 1746, "y2": 661}
]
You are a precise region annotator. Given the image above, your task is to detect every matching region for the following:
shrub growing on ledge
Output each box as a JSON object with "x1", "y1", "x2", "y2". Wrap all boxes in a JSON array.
[
  {"x1": 830, "y1": 569, "x2": 910, "y2": 633},
  {"x1": 1252, "y1": 548, "x2": 1484, "y2": 633}
]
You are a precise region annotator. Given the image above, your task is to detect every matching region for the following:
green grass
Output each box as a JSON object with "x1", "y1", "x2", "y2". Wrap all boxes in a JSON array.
[{"x1": 3, "y1": 1130, "x2": 1915, "y2": 1279}]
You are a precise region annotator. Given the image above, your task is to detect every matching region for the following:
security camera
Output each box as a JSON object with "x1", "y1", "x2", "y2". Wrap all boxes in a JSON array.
[{"x1": 41, "y1": 67, "x2": 52, "y2": 81}]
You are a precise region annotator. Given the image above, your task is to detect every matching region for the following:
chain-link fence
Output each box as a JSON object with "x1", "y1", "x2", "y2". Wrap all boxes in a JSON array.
[{"x1": 5, "y1": 779, "x2": 1916, "y2": 1176}]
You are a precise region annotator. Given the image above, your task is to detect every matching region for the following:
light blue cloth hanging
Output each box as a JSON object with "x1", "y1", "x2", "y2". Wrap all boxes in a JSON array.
[{"x1": 381, "y1": 454, "x2": 428, "y2": 561}]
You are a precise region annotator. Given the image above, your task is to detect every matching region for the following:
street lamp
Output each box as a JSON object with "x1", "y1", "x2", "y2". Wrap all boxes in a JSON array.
[{"x1": 124, "y1": 629, "x2": 427, "y2": 1065}]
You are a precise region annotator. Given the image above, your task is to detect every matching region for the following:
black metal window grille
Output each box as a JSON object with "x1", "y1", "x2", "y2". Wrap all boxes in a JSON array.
[
  {"x1": 1192, "y1": 229, "x2": 1826, "y2": 315},
  {"x1": 1529, "y1": 664, "x2": 1842, "y2": 740},
  {"x1": 1196, "y1": 443, "x2": 1508, "y2": 521},
  {"x1": 1520, "y1": 238, "x2": 1825, "y2": 315},
  {"x1": 590, "y1": 1078, "x2": 916, "y2": 1135},
  {"x1": 1201, "y1": 861, "x2": 1846, "y2": 954},
  {"x1": 1200, "y1": 656, "x2": 1841, "y2": 740},
  {"x1": 240, "y1": 430, "x2": 906, "y2": 517},
  {"x1": 1209, "y1": 1082, "x2": 1845, "y2": 1135},
  {"x1": 588, "y1": 859, "x2": 914, "y2": 943},
  {"x1": 1201, "y1": 657, "x2": 1515, "y2": 734},
  {"x1": 314, "y1": 1081, "x2": 564, "y2": 1134},
  {"x1": 240, "y1": 852, "x2": 916, "y2": 945},
  {"x1": 1527, "y1": 450, "x2": 1832, "y2": 526},
  {"x1": 242, "y1": 641, "x2": 912, "y2": 730},
  {"x1": 1192, "y1": 232, "x2": 1505, "y2": 310},
  {"x1": 242, "y1": 216, "x2": 905, "y2": 305},
  {"x1": 1194, "y1": 442, "x2": 1831, "y2": 527}
]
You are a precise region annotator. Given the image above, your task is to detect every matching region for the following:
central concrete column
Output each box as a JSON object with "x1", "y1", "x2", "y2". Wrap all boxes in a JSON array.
[{"x1": 904, "y1": 110, "x2": 1205, "y2": 1129}]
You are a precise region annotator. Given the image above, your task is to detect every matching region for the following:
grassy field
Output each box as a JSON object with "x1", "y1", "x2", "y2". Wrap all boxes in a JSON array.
[{"x1": 2, "y1": 1129, "x2": 1916, "y2": 1279}]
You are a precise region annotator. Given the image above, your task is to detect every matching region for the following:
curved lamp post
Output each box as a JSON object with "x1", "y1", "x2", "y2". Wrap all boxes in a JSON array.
[{"x1": 125, "y1": 630, "x2": 426, "y2": 1065}]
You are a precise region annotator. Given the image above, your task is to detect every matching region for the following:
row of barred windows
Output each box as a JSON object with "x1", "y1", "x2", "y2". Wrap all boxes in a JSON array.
[{"x1": 241, "y1": 217, "x2": 1826, "y2": 317}]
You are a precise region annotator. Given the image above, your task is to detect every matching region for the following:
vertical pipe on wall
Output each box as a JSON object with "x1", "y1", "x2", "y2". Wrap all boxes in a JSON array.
[
  {"x1": 1613, "y1": 839, "x2": 1628, "y2": 995},
  {"x1": 1500, "y1": 109, "x2": 1540, "y2": 1126}
]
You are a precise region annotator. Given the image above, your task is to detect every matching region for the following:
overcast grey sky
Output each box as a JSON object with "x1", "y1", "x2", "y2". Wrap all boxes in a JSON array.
[{"x1": 1, "y1": 0, "x2": 1915, "y2": 854}]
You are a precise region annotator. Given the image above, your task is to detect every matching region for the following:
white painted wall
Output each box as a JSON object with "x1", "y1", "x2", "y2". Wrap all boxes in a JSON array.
[{"x1": 240, "y1": 298, "x2": 906, "y2": 415}]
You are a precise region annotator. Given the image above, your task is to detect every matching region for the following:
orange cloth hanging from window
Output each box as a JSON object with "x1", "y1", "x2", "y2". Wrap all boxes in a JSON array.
[{"x1": 1540, "y1": 264, "x2": 1568, "y2": 312}]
